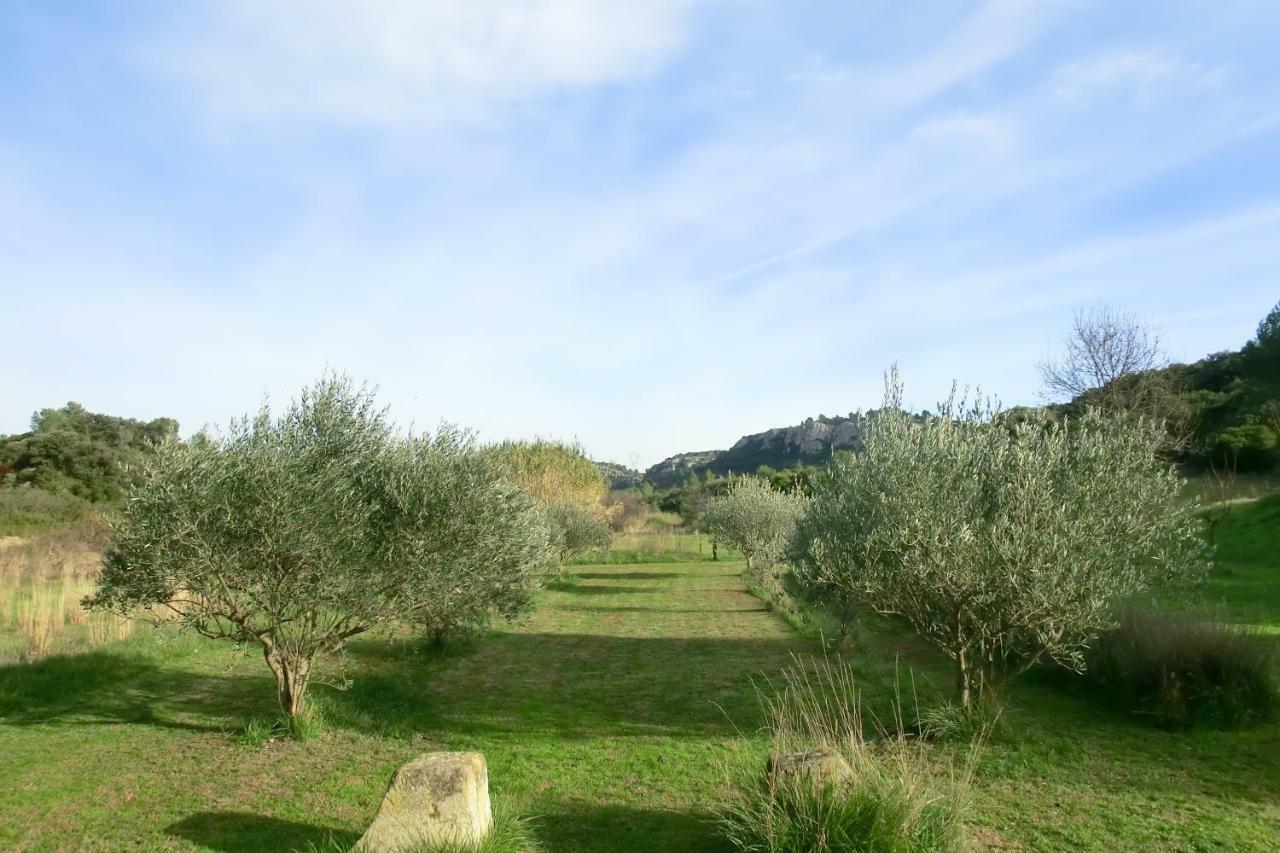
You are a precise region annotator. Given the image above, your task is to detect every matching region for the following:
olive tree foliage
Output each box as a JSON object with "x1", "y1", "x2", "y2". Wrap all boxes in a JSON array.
[
  {"x1": 87, "y1": 376, "x2": 550, "y2": 719},
  {"x1": 545, "y1": 501, "x2": 613, "y2": 570},
  {"x1": 703, "y1": 476, "x2": 809, "y2": 586},
  {"x1": 790, "y1": 370, "x2": 1205, "y2": 711}
]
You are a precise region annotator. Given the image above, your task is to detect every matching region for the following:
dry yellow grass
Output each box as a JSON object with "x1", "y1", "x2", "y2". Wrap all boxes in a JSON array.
[
  {"x1": 0, "y1": 519, "x2": 133, "y2": 659},
  {"x1": 14, "y1": 580, "x2": 62, "y2": 660},
  {"x1": 87, "y1": 611, "x2": 134, "y2": 646}
]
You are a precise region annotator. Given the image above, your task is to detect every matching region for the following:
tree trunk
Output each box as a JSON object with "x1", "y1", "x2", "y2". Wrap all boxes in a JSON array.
[
  {"x1": 264, "y1": 645, "x2": 312, "y2": 719},
  {"x1": 955, "y1": 648, "x2": 973, "y2": 712}
]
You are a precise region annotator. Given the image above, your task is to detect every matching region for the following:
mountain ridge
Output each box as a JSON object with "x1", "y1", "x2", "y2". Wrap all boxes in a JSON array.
[{"x1": 642, "y1": 413, "x2": 868, "y2": 488}]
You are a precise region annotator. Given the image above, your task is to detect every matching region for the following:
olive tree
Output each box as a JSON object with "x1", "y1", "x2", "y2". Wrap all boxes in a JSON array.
[
  {"x1": 545, "y1": 501, "x2": 612, "y2": 570},
  {"x1": 790, "y1": 370, "x2": 1205, "y2": 710},
  {"x1": 87, "y1": 375, "x2": 549, "y2": 719},
  {"x1": 703, "y1": 476, "x2": 809, "y2": 584}
]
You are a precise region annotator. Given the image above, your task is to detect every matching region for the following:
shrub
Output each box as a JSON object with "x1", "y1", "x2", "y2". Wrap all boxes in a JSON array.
[
  {"x1": 1213, "y1": 424, "x2": 1277, "y2": 472},
  {"x1": 1086, "y1": 607, "x2": 1278, "y2": 729},
  {"x1": 545, "y1": 501, "x2": 612, "y2": 568},
  {"x1": 790, "y1": 368, "x2": 1206, "y2": 711},
  {"x1": 88, "y1": 374, "x2": 550, "y2": 721},
  {"x1": 0, "y1": 487, "x2": 93, "y2": 536},
  {"x1": 720, "y1": 659, "x2": 971, "y2": 853},
  {"x1": 604, "y1": 490, "x2": 651, "y2": 533}
]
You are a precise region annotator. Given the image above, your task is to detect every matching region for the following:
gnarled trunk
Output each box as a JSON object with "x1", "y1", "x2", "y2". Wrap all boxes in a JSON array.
[{"x1": 263, "y1": 645, "x2": 312, "y2": 719}]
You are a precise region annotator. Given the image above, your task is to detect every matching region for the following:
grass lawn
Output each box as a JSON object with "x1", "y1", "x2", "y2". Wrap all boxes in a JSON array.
[
  {"x1": 2, "y1": 502, "x2": 1279, "y2": 851},
  {"x1": 0, "y1": 559, "x2": 807, "y2": 851}
]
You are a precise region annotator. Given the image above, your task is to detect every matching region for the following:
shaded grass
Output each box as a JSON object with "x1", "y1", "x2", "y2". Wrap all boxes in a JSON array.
[{"x1": 1084, "y1": 606, "x2": 1277, "y2": 728}]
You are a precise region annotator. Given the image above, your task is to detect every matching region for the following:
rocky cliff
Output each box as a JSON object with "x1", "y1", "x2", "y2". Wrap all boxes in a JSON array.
[{"x1": 643, "y1": 415, "x2": 866, "y2": 487}]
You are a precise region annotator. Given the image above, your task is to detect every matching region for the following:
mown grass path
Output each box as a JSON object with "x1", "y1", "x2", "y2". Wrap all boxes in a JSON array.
[{"x1": 0, "y1": 560, "x2": 808, "y2": 851}]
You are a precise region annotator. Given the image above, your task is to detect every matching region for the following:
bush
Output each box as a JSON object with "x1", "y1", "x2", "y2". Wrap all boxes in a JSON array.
[
  {"x1": 545, "y1": 501, "x2": 612, "y2": 568},
  {"x1": 1085, "y1": 607, "x2": 1278, "y2": 729},
  {"x1": 604, "y1": 490, "x2": 650, "y2": 532},
  {"x1": 0, "y1": 487, "x2": 94, "y2": 535},
  {"x1": 720, "y1": 659, "x2": 971, "y2": 853},
  {"x1": 1213, "y1": 424, "x2": 1278, "y2": 472}
]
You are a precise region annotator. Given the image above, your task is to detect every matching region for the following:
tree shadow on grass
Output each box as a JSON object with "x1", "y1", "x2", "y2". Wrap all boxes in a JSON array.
[
  {"x1": 0, "y1": 648, "x2": 276, "y2": 731},
  {"x1": 547, "y1": 584, "x2": 662, "y2": 596},
  {"x1": 555, "y1": 605, "x2": 770, "y2": 614},
  {"x1": 572, "y1": 571, "x2": 690, "y2": 580},
  {"x1": 534, "y1": 803, "x2": 728, "y2": 853},
  {"x1": 327, "y1": 632, "x2": 813, "y2": 741},
  {"x1": 167, "y1": 811, "x2": 359, "y2": 852}
]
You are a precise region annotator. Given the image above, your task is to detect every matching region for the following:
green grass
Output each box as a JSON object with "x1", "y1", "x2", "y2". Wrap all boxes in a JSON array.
[
  {"x1": 1, "y1": 502, "x2": 1278, "y2": 850},
  {"x1": 569, "y1": 531, "x2": 742, "y2": 565},
  {"x1": 0, "y1": 560, "x2": 805, "y2": 851},
  {"x1": 1193, "y1": 492, "x2": 1280, "y2": 629}
]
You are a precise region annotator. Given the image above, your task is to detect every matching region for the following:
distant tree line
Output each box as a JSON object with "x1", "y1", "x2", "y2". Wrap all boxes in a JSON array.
[
  {"x1": 1041, "y1": 300, "x2": 1280, "y2": 473},
  {"x1": 0, "y1": 403, "x2": 178, "y2": 502}
]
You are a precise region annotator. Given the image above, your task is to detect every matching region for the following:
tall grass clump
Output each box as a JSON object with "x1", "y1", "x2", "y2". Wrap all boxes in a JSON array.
[
  {"x1": 720, "y1": 659, "x2": 972, "y2": 853},
  {"x1": 1086, "y1": 607, "x2": 1278, "y2": 729},
  {"x1": 87, "y1": 611, "x2": 134, "y2": 647},
  {"x1": 15, "y1": 580, "x2": 63, "y2": 660},
  {"x1": 0, "y1": 521, "x2": 118, "y2": 659}
]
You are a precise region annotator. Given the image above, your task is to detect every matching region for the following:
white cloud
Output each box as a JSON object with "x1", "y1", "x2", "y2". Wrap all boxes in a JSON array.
[
  {"x1": 858, "y1": 0, "x2": 1078, "y2": 106},
  {"x1": 148, "y1": 0, "x2": 704, "y2": 125},
  {"x1": 1046, "y1": 49, "x2": 1222, "y2": 103}
]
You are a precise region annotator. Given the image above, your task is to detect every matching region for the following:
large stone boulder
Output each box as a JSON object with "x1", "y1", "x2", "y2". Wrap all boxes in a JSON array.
[
  {"x1": 355, "y1": 752, "x2": 493, "y2": 852},
  {"x1": 766, "y1": 747, "x2": 854, "y2": 791}
]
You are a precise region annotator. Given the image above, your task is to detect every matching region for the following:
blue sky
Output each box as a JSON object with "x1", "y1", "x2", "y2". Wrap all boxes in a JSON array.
[{"x1": 3, "y1": 1, "x2": 1278, "y2": 468}]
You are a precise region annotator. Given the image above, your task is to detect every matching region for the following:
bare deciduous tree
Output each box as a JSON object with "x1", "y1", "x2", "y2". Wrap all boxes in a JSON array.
[
  {"x1": 1040, "y1": 304, "x2": 1165, "y2": 402},
  {"x1": 1039, "y1": 304, "x2": 1189, "y2": 448}
]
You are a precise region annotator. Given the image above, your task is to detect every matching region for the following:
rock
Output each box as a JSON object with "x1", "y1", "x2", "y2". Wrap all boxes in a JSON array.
[
  {"x1": 644, "y1": 414, "x2": 871, "y2": 486},
  {"x1": 766, "y1": 747, "x2": 854, "y2": 791},
  {"x1": 355, "y1": 752, "x2": 492, "y2": 852}
]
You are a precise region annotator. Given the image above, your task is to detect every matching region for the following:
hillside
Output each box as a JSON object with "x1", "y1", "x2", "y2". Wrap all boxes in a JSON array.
[
  {"x1": 643, "y1": 415, "x2": 867, "y2": 487},
  {"x1": 1053, "y1": 301, "x2": 1279, "y2": 473},
  {"x1": 594, "y1": 460, "x2": 644, "y2": 490}
]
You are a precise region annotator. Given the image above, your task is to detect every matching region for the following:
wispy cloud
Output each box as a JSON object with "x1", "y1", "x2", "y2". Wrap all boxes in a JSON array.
[{"x1": 144, "y1": 0, "x2": 706, "y2": 125}]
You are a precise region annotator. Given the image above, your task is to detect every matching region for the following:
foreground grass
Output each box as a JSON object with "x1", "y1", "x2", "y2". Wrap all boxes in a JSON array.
[
  {"x1": 0, "y1": 560, "x2": 806, "y2": 851},
  {"x1": 2, "y1": 503, "x2": 1279, "y2": 850}
]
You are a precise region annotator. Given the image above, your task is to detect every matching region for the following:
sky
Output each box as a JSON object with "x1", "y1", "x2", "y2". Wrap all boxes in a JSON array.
[{"x1": 2, "y1": 1, "x2": 1278, "y2": 469}]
